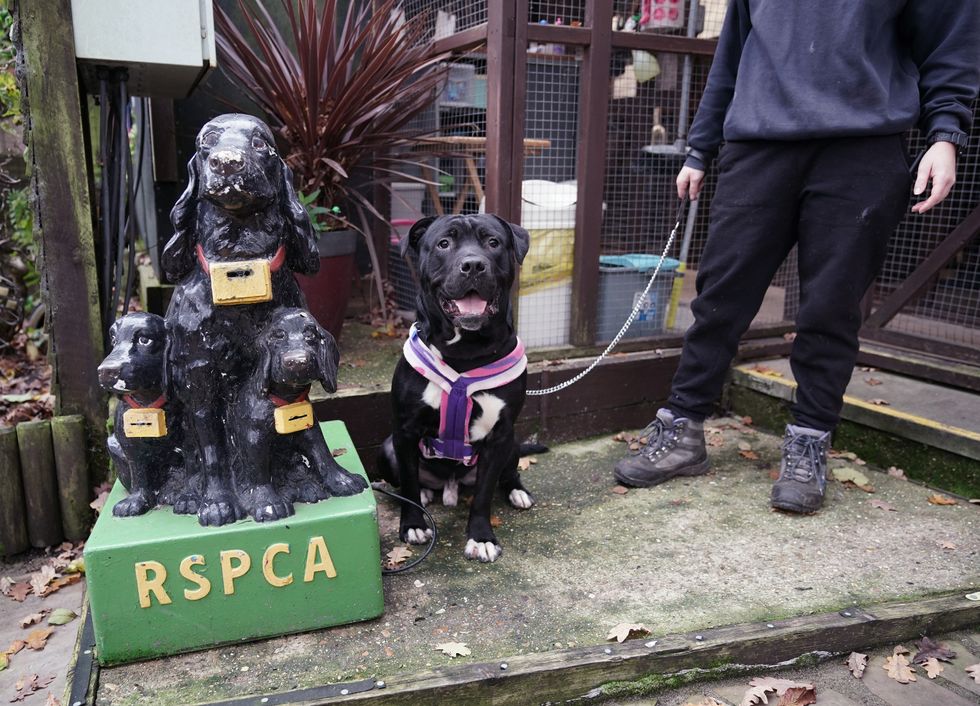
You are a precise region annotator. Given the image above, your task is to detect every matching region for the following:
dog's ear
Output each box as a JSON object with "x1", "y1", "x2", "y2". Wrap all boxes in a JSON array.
[
  {"x1": 314, "y1": 325, "x2": 340, "y2": 394},
  {"x1": 279, "y1": 162, "x2": 319, "y2": 275},
  {"x1": 401, "y1": 216, "x2": 436, "y2": 258},
  {"x1": 492, "y1": 215, "x2": 530, "y2": 265},
  {"x1": 163, "y1": 155, "x2": 201, "y2": 283}
]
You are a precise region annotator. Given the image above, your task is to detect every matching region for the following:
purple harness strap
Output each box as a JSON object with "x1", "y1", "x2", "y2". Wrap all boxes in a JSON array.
[{"x1": 403, "y1": 325, "x2": 527, "y2": 466}]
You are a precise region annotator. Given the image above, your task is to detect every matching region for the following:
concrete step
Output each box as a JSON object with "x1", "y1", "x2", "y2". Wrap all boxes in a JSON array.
[{"x1": 727, "y1": 357, "x2": 980, "y2": 497}]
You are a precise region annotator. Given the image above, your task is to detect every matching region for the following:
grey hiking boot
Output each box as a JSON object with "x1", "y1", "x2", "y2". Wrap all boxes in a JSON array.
[
  {"x1": 613, "y1": 408, "x2": 709, "y2": 488},
  {"x1": 770, "y1": 424, "x2": 831, "y2": 513}
]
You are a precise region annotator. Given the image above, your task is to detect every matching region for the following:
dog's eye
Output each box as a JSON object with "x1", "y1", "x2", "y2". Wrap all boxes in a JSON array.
[
  {"x1": 201, "y1": 131, "x2": 219, "y2": 148},
  {"x1": 251, "y1": 136, "x2": 268, "y2": 151},
  {"x1": 137, "y1": 335, "x2": 153, "y2": 347},
  {"x1": 487, "y1": 237, "x2": 500, "y2": 248},
  {"x1": 437, "y1": 239, "x2": 451, "y2": 250}
]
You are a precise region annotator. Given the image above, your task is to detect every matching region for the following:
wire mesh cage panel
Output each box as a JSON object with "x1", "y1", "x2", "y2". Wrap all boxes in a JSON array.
[
  {"x1": 870, "y1": 100, "x2": 980, "y2": 350},
  {"x1": 404, "y1": 1, "x2": 488, "y2": 39},
  {"x1": 516, "y1": 50, "x2": 582, "y2": 349}
]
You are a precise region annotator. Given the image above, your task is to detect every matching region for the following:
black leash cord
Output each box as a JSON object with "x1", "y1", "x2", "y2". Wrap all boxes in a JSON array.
[{"x1": 372, "y1": 483, "x2": 439, "y2": 575}]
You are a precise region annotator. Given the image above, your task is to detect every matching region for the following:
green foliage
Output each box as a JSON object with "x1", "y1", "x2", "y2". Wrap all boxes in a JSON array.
[
  {"x1": 0, "y1": 5, "x2": 20, "y2": 124},
  {"x1": 297, "y1": 189, "x2": 343, "y2": 234}
]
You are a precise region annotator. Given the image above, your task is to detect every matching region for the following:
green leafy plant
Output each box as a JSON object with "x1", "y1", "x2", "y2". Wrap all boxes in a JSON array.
[
  {"x1": 215, "y1": 0, "x2": 451, "y2": 311},
  {"x1": 298, "y1": 189, "x2": 342, "y2": 234}
]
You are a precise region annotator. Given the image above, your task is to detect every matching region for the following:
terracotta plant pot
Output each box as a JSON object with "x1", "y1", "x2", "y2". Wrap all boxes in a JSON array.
[{"x1": 295, "y1": 229, "x2": 358, "y2": 341}]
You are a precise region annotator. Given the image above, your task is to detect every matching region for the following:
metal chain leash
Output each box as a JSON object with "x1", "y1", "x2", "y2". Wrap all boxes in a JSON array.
[{"x1": 527, "y1": 198, "x2": 688, "y2": 397}]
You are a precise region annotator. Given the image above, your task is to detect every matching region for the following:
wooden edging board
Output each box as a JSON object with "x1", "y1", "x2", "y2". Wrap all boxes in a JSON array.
[{"x1": 69, "y1": 592, "x2": 980, "y2": 705}]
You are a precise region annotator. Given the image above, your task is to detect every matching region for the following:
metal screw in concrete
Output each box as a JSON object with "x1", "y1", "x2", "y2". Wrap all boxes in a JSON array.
[{"x1": 375, "y1": 680, "x2": 386, "y2": 689}]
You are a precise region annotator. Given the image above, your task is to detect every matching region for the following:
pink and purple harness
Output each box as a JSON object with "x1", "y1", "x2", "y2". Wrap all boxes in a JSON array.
[{"x1": 403, "y1": 325, "x2": 527, "y2": 466}]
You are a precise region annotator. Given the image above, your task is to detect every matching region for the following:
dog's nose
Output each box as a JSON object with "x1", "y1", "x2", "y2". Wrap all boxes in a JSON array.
[
  {"x1": 459, "y1": 257, "x2": 488, "y2": 276},
  {"x1": 208, "y1": 149, "x2": 245, "y2": 176},
  {"x1": 281, "y1": 351, "x2": 312, "y2": 371},
  {"x1": 97, "y1": 363, "x2": 121, "y2": 387}
]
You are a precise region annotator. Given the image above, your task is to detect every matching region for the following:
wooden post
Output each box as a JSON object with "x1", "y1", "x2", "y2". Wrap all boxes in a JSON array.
[
  {"x1": 51, "y1": 414, "x2": 92, "y2": 541},
  {"x1": 16, "y1": 420, "x2": 64, "y2": 548},
  {"x1": 570, "y1": 0, "x2": 614, "y2": 346},
  {"x1": 17, "y1": 0, "x2": 108, "y2": 477},
  {"x1": 0, "y1": 427, "x2": 30, "y2": 556}
]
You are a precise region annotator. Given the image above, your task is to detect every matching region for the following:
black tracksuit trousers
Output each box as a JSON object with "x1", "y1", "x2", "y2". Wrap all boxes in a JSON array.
[{"x1": 667, "y1": 135, "x2": 913, "y2": 431}]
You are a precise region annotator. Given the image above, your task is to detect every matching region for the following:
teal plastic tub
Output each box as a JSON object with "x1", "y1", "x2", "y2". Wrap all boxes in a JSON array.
[{"x1": 596, "y1": 254, "x2": 680, "y2": 342}]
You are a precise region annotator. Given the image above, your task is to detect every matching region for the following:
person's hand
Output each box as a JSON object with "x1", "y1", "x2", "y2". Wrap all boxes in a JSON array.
[
  {"x1": 677, "y1": 165, "x2": 706, "y2": 201},
  {"x1": 911, "y1": 141, "x2": 957, "y2": 214}
]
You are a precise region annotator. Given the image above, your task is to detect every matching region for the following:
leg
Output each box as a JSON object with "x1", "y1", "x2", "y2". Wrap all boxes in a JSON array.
[
  {"x1": 237, "y1": 426, "x2": 294, "y2": 522},
  {"x1": 390, "y1": 430, "x2": 431, "y2": 545},
  {"x1": 498, "y1": 443, "x2": 534, "y2": 509},
  {"x1": 464, "y1": 435, "x2": 512, "y2": 563},
  {"x1": 109, "y1": 436, "x2": 153, "y2": 517},
  {"x1": 791, "y1": 135, "x2": 912, "y2": 430},
  {"x1": 668, "y1": 141, "x2": 806, "y2": 420},
  {"x1": 296, "y1": 429, "x2": 367, "y2": 497}
]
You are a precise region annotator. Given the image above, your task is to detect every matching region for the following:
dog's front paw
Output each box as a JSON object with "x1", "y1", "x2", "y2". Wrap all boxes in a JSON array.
[
  {"x1": 419, "y1": 488, "x2": 435, "y2": 507},
  {"x1": 245, "y1": 484, "x2": 294, "y2": 522},
  {"x1": 288, "y1": 478, "x2": 327, "y2": 504},
  {"x1": 172, "y1": 492, "x2": 200, "y2": 515},
  {"x1": 464, "y1": 539, "x2": 502, "y2": 563},
  {"x1": 507, "y1": 488, "x2": 534, "y2": 509},
  {"x1": 402, "y1": 526, "x2": 433, "y2": 545},
  {"x1": 112, "y1": 490, "x2": 153, "y2": 517},
  {"x1": 198, "y1": 491, "x2": 242, "y2": 526},
  {"x1": 324, "y1": 469, "x2": 368, "y2": 496}
]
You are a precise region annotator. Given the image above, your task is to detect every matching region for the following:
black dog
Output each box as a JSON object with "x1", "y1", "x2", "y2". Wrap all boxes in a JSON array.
[
  {"x1": 377, "y1": 214, "x2": 534, "y2": 563},
  {"x1": 97, "y1": 313, "x2": 189, "y2": 517},
  {"x1": 229, "y1": 308, "x2": 367, "y2": 521},
  {"x1": 162, "y1": 114, "x2": 319, "y2": 526}
]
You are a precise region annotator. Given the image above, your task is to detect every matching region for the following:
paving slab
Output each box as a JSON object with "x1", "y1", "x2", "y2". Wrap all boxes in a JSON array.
[{"x1": 85, "y1": 417, "x2": 980, "y2": 705}]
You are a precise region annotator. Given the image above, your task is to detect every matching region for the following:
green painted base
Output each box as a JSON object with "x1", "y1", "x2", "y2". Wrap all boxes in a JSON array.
[{"x1": 84, "y1": 421, "x2": 383, "y2": 665}]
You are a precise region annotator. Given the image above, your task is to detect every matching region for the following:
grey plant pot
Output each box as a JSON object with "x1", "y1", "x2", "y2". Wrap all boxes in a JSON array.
[{"x1": 316, "y1": 228, "x2": 358, "y2": 258}]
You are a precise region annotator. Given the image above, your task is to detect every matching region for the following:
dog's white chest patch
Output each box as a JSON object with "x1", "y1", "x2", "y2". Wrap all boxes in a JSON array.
[
  {"x1": 470, "y1": 393, "x2": 506, "y2": 442},
  {"x1": 421, "y1": 382, "x2": 442, "y2": 410}
]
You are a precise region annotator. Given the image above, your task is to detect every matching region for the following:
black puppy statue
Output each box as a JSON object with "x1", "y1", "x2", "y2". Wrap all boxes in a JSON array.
[
  {"x1": 161, "y1": 114, "x2": 331, "y2": 526},
  {"x1": 99, "y1": 113, "x2": 364, "y2": 527},
  {"x1": 98, "y1": 313, "x2": 190, "y2": 517},
  {"x1": 230, "y1": 308, "x2": 367, "y2": 521},
  {"x1": 378, "y1": 214, "x2": 535, "y2": 563}
]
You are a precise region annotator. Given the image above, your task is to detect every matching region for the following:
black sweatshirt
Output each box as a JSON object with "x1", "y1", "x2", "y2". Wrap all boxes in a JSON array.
[{"x1": 685, "y1": 0, "x2": 980, "y2": 169}]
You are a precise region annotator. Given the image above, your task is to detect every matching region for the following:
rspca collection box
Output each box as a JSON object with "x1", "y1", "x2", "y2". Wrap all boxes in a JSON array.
[
  {"x1": 596, "y1": 254, "x2": 680, "y2": 343},
  {"x1": 84, "y1": 421, "x2": 383, "y2": 665}
]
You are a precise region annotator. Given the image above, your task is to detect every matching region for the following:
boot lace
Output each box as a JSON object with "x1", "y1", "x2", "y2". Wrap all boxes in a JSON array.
[
  {"x1": 640, "y1": 418, "x2": 681, "y2": 461},
  {"x1": 781, "y1": 431, "x2": 826, "y2": 483}
]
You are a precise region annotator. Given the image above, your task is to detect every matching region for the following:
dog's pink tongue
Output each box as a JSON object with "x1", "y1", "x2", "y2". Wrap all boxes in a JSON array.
[{"x1": 454, "y1": 293, "x2": 487, "y2": 315}]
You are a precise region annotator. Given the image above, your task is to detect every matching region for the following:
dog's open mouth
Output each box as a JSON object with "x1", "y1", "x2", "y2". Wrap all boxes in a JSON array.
[{"x1": 441, "y1": 292, "x2": 498, "y2": 329}]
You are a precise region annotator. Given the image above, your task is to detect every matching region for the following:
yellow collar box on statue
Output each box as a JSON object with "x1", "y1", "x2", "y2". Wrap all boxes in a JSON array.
[{"x1": 83, "y1": 421, "x2": 383, "y2": 665}]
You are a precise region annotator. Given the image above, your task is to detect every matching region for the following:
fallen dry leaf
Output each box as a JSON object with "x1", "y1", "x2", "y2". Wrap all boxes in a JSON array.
[
  {"x1": 937, "y1": 541, "x2": 956, "y2": 550},
  {"x1": 768, "y1": 469, "x2": 780, "y2": 481},
  {"x1": 7, "y1": 640, "x2": 25, "y2": 655},
  {"x1": 0, "y1": 652, "x2": 7, "y2": 671},
  {"x1": 913, "y1": 636, "x2": 956, "y2": 664},
  {"x1": 490, "y1": 515, "x2": 502, "y2": 528},
  {"x1": 737, "y1": 441, "x2": 752, "y2": 451},
  {"x1": 517, "y1": 456, "x2": 537, "y2": 471},
  {"x1": 886, "y1": 466, "x2": 907, "y2": 480},
  {"x1": 865, "y1": 377, "x2": 883, "y2": 386},
  {"x1": 434, "y1": 642, "x2": 470, "y2": 658},
  {"x1": 893, "y1": 644, "x2": 910, "y2": 655},
  {"x1": 869, "y1": 499, "x2": 896, "y2": 512},
  {"x1": 45, "y1": 693, "x2": 61, "y2": 706},
  {"x1": 883, "y1": 652, "x2": 916, "y2": 683},
  {"x1": 384, "y1": 546, "x2": 413, "y2": 569},
  {"x1": 739, "y1": 677, "x2": 814, "y2": 706},
  {"x1": 777, "y1": 686, "x2": 816, "y2": 706},
  {"x1": 832, "y1": 467, "x2": 874, "y2": 492},
  {"x1": 923, "y1": 657, "x2": 944, "y2": 679},
  {"x1": 847, "y1": 651, "x2": 868, "y2": 678},
  {"x1": 869, "y1": 398, "x2": 890, "y2": 406},
  {"x1": 610, "y1": 485, "x2": 629, "y2": 495},
  {"x1": 47, "y1": 608, "x2": 77, "y2": 626},
  {"x1": 741, "y1": 416, "x2": 753, "y2": 425},
  {"x1": 612, "y1": 432, "x2": 626, "y2": 442},
  {"x1": 739, "y1": 449, "x2": 760, "y2": 460},
  {"x1": 606, "y1": 623, "x2": 650, "y2": 643},
  {"x1": 928, "y1": 494, "x2": 957, "y2": 506},
  {"x1": 7, "y1": 582, "x2": 30, "y2": 602},
  {"x1": 749, "y1": 364, "x2": 784, "y2": 378},
  {"x1": 628, "y1": 442, "x2": 640, "y2": 451},
  {"x1": 331, "y1": 447, "x2": 347, "y2": 457},
  {"x1": 10, "y1": 673, "x2": 54, "y2": 702},
  {"x1": 25, "y1": 628, "x2": 53, "y2": 651},
  {"x1": 858, "y1": 366, "x2": 877, "y2": 372},
  {"x1": 966, "y1": 663, "x2": 980, "y2": 683},
  {"x1": 29, "y1": 566, "x2": 57, "y2": 597},
  {"x1": 41, "y1": 573, "x2": 81, "y2": 596},
  {"x1": 19, "y1": 611, "x2": 49, "y2": 629},
  {"x1": 0, "y1": 577, "x2": 11, "y2": 595},
  {"x1": 783, "y1": 332, "x2": 797, "y2": 342}
]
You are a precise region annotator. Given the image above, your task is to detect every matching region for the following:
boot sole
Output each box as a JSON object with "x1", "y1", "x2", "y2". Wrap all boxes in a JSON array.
[
  {"x1": 614, "y1": 459, "x2": 710, "y2": 488},
  {"x1": 770, "y1": 498, "x2": 822, "y2": 514}
]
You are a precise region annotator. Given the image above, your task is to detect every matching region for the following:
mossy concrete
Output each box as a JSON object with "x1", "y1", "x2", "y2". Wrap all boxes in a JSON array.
[{"x1": 93, "y1": 418, "x2": 980, "y2": 705}]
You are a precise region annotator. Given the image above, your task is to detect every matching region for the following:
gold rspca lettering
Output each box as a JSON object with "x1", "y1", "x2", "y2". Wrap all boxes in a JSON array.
[
  {"x1": 220, "y1": 549, "x2": 251, "y2": 595},
  {"x1": 262, "y1": 543, "x2": 293, "y2": 587},
  {"x1": 180, "y1": 555, "x2": 211, "y2": 601},
  {"x1": 303, "y1": 536, "x2": 337, "y2": 582},
  {"x1": 135, "y1": 561, "x2": 172, "y2": 608}
]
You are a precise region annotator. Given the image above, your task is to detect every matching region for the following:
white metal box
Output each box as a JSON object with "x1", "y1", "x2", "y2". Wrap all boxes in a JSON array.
[{"x1": 71, "y1": 0, "x2": 216, "y2": 98}]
